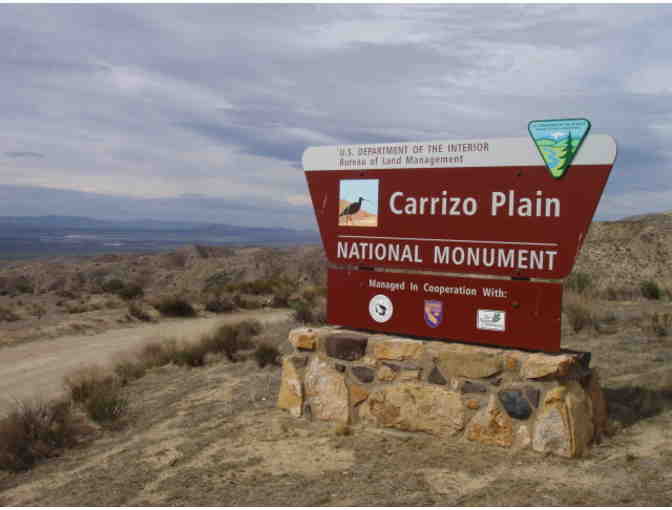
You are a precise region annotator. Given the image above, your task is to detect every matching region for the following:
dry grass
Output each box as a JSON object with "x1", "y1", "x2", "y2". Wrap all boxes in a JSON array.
[{"x1": 0, "y1": 400, "x2": 88, "y2": 472}]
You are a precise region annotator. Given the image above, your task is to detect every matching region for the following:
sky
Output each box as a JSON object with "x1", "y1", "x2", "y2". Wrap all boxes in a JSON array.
[{"x1": 1, "y1": 3, "x2": 671, "y2": 229}]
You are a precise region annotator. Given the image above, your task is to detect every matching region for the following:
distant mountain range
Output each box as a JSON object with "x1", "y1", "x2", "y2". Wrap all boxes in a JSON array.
[{"x1": 0, "y1": 215, "x2": 320, "y2": 259}]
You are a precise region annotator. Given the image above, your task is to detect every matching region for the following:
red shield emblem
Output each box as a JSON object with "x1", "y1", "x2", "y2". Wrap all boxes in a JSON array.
[{"x1": 424, "y1": 300, "x2": 443, "y2": 328}]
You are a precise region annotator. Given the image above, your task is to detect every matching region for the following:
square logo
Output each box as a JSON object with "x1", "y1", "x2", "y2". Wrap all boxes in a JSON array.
[
  {"x1": 477, "y1": 309, "x2": 506, "y2": 332},
  {"x1": 338, "y1": 179, "x2": 379, "y2": 227}
]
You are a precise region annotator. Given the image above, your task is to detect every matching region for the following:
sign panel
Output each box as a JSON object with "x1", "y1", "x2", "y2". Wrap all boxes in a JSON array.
[
  {"x1": 304, "y1": 135, "x2": 616, "y2": 279},
  {"x1": 328, "y1": 268, "x2": 562, "y2": 351},
  {"x1": 304, "y1": 131, "x2": 616, "y2": 353}
]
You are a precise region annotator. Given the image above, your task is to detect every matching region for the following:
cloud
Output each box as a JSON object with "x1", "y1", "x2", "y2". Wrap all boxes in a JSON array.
[
  {"x1": 4, "y1": 151, "x2": 44, "y2": 159},
  {"x1": 0, "y1": 4, "x2": 670, "y2": 228}
]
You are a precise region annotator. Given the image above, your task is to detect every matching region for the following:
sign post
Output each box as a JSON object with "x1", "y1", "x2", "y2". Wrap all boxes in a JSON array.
[{"x1": 303, "y1": 127, "x2": 616, "y2": 353}]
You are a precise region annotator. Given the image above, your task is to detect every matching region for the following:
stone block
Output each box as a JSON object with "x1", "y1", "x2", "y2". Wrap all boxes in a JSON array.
[
  {"x1": 466, "y1": 395, "x2": 514, "y2": 447},
  {"x1": 377, "y1": 364, "x2": 398, "y2": 382},
  {"x1": 360, "y1": 382, "x2": 464, "y2": 436},
  {"x1": 304, "y1": 357, "x2": 349, "y2": 423},
  {"x1": 584, "y1": 368, "x2": 608, "y2": 443},
  {"x1": 399, "y1": 369, "x2": 421, "y2": 382},
  {"x1": 289, "y1": 328, "x2": 317, "y2": 350},
  {"x1": 498, "y1": 390, "x2": 532, "y2": 420},
  {"x1": 325, "y1": 333, "x2": 368, "y2": 361},
  {"x1": 372, "y1": 337, "x2": 424, "y2": 361},
  {"x1": 431, "y1": 343, "x2": 503, "y2": 379},
  {"x1": 351, "y1": 366, "x2": 375, "y2": 383},
  {"x1": 277, "y1": 357, "x2": 303, "y2": 417},
  {"x1": 532, "y1": 381, "x2": 593, "y2": 457},
  {"x1": 521, "y1": 352, "x2": 578, "y2": 379},
  {"x1": 427, "y1": 366, "x2": 447, "y2": 385},
  {"x1": 349, "y1": 384, "x2": 369, "y2": 407}
]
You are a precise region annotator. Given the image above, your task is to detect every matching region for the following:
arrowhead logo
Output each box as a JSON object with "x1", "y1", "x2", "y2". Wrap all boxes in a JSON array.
[{"x1": 528, "y1": 118, "x2": 591, "y2": 178}]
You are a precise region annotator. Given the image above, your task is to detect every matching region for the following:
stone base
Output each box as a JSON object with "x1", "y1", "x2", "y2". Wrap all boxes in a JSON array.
[{"x1": 277, "y1": 327, "x2": 608, "y2": 458}]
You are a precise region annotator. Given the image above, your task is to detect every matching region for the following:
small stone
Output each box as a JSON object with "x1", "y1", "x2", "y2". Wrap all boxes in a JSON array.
[
  {"x1": 498, "y1": 390, "x2": 532, "y2": 420},
  {"x1": 372, "y1": 337, "x2": 424, "y2": 361},
  {"x1": 377, "y1": 364, "x2": 398, "y2": 382},
  {"x1": 466, "y1": 399, "x2": 481, "y2": 410},
  {"x1": 289, "y1": 328, "x2": 317, "y2": 350},
  {"x1": 427, "y1": 366, "x2": 447, "y2": 385},
  {"x1": 351, "y1": 366, "x2": 375, "y2": 383},
  {"x1": 515, "y1": 425, "x2": 532, "y2": 449},
  {"x1": 335, "y1": 364, "x2": 346, "y2": 373},
  {"x1": 325, "y1": 334, "x2": 368, "y2": 361},
  {"x1": 466, "y1": 395, "x2": 513, "y2": 447},
  {"x1": 462, "y1": 381, "x2": 487, "y2": 393},
  {"x1": 524, "y1": 387, "x2": 540, "y2": 408},
  {"x1": 349, "y1": 384, "x2": 369, "y2": 406},
  {"x1": 277, "y1": 357, "x2": 303, "y2": 417}
]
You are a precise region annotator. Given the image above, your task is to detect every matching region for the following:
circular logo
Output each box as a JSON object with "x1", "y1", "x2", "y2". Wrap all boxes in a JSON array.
[{"x1": 368, "y1": 294, "x2": 393, "y2": 323}]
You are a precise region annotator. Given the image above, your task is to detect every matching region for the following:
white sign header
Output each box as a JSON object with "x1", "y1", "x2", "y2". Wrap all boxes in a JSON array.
[{"x1": 303, "y1": 135, "x2": 616, "y2": 171}]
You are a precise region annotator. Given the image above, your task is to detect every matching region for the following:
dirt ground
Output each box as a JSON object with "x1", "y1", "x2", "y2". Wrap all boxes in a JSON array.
[
  {"x1": 1, "y1": 300, "x2": 672, "y2": 506},
  {"x1": 0, "y1": 309, "x2": 292, "y2": 418}
]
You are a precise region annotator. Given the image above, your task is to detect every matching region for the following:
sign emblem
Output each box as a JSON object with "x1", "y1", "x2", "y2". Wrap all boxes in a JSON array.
[
  {"x1": 338, "y1": 179, "x2": 379, "y2": 227},
  {"x1": 477, "y1": 309, "x2": 506, "y2": 332},
  {"x1": 424, "y1": 300, "x2": 444, "y2": 328},
  {"x1": 528, "y1": 118, "x2": 591, "y2": 179},
  {"x1": 369, "y1": 294, "x2": 393, "y2": 323}
]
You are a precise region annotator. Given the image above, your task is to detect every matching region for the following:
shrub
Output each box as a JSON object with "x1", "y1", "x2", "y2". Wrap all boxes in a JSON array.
[
  {"x1": 205, "y1": 294, "x2": 235, "y2": 313},
  {"x1": 114, "y1": 359, "x2": 147, "y2": 385},
  {"x1": 82, "y1": 384, "x2": 128, "y2": 424},
  {"x1": 253, "y1": 344, "x2": 281, "y2": 368},
  {"x1": 0, "y1": 400, "x2": 82, "y2": 472},
  {"x1": 127, "y1": 301, "x2": 153, "y2": 322},
  {"x1": 643, "y1": 312, "x2": 672, "y2": 337},
  {"x1": 564, "y1": 302, "x2": 595, "y2": 333},
  {"x1": 565, "y1": 272, "x2": 593, "y2": 294},
  {"x1": 156, "y1": 296, "x2": 197, "y2": 317},
  {"x1": 138, "y1": 339, "x2": 179, "y2": 368},
  {"x1": 0, "y1": 305, "x2": 21, "y2": 322},
  {"x1": 292, "y1": 298, "x2": 327, "y2": 325},
  {"x1": 102, "y1": 278, "x2": 125, "y2": 294},
  {"x1": 64, "y1": 366, "x2": 116, "y2": 404},
  {"x1": 117, "y1": 283, "x2": 144, "y2": 301},
  {"x1": 204, "y1": 320, "x2": 262, "y2": 361},
  {"x1": 640, "y1": 280, "x2": 662, "y2": 300},
  {"x1": 173, "y1": 341, "x2": 210, "y2": 368}
]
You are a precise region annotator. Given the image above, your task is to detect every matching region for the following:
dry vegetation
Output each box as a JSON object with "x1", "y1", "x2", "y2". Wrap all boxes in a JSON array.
[{"x1": 1, "y1": 216, "x2": 672, "y2": 504}]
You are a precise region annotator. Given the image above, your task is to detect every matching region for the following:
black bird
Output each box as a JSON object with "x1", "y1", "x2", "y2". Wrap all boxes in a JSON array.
[{"x1": 339, "y1": 197, "x2": 368, "y2": 224}]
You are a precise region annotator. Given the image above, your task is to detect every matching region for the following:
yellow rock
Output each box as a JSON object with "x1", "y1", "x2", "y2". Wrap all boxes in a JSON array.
[
  {"x1": 360, "y1": 382, "x2": 464, "y2": 436},
  {"x1": 288, "y1": 328, "x2": 318, "y2": 350},
  {"x1": 372, "y1": 337, "x2": 424, "y2": 361},
  {"x1": 466, "y1": 395, "x2": 513, "y2": 447},
  {"x1": 521, "y1": 353, "x2": 575, "y2": 379},
  {"x1": 349, "y1": 384, "x2": 369, "y2": 406},
  {"x1": 377, "y1": 365, "x2": 397, "y2": 382},
  {"x1": 304, "y1": 357, "x2": 349, "y2": 424},
  {"x1": 277, "y1": 357, "x2": 303, "y2": 417},
  {"x1": 431, "y1": 343, "x2": 502, "y2": 379}
]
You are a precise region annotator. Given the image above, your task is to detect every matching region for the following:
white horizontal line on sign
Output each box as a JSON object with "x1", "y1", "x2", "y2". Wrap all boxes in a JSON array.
[
  {"x1": 303, "y1": 135, "x2": 616, "y2": 171},
  {"x1": 338, "y1": 235, "x2": 558, "y2": 247}
]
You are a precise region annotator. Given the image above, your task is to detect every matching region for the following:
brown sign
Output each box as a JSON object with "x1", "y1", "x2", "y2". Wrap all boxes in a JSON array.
[{"x1": 303, "y1": 134, "x2": 616, "y2": 352}]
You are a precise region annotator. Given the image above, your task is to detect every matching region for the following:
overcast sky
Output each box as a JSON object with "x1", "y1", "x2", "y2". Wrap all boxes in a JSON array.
[{"x1": 1, "y1": 4, "x2": 671, "y2": 228}]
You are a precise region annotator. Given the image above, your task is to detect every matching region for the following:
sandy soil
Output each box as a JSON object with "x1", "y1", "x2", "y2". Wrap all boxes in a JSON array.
[
  {"x1": 0, "y1": 309, "x2": 292, "y2": 418},
  {"x1": 1, "y1": 301, "x2": 671, "y2": 505}
]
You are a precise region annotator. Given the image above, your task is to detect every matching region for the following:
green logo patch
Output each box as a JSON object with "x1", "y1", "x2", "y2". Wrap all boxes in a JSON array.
[{"x1": 528, "y1": 118, "x2": 591, "y2": 178}]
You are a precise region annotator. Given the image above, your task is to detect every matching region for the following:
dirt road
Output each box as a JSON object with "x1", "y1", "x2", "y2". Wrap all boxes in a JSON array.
[{"x1": 0, "y1": 309, "x2": 292, "y2": 417}]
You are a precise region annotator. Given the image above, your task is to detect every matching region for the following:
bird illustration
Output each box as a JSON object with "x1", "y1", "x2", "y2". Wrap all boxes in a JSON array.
[{"x1": 339, "y1": 197, "x2": 369, "y2": 225}]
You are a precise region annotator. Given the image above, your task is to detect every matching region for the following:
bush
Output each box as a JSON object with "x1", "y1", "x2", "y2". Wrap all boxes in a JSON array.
[
  {"x1": 0, "y1": 400, "x2": 82, "y2": 472},
  {"x1": 156, "y1": 296, "x2": 197, "y2": 317},
  {"x1": 564, "y1": 302, "x2": 595, "y2": 333},
  {"x1": 127, "y1": 301, "x2": 153, "y2": 322},
  {"x1": 117, "y1": 283, "x2": 144, "y2": 301},
  {"x1": 643, "y1": 312, "x2": 672, "y2": 337},
  {"x1": 292, "y1": 298, "x2": 326, "y2": 325},
  {"x1": 565, "y1": 272, "x2": 593, "y2": 294},
  {"x1": 0, "y1": 305, "x2": 21, "y2": 322},
  {"x1": 138, "y1": 339, "x2": 179, "y2": 368},
  {"x1": 173, "y1": 341, "x2": 210, "y2": 368},
  {"x1": 205, "y1": 294, "x2": 235, "y2": 313},
  {"x1": 101, "y1": 278, "x2": 125, "y2": 294},
  {"x1": 253, "y1": 344, "x2": 281, "y2": 368},
  {"x1": 114, "y1": 359, "x2": 147, "y2": 385},
  {"x1": 640, "y1": 280, "x2": 662, "y2": 300},
  {"x1": 204, "y1": 319, "x2": 262, "y2": 361},
  {"x1": 64, "y1": 366, "x2": 117, "y2": 404},
  {"x1": 82, "y1": 384, "x2": 128, "y2": 424}
]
